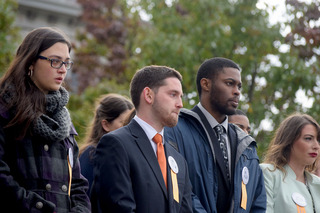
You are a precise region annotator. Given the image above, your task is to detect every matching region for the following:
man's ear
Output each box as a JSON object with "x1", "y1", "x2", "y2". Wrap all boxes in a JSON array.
[
  {"x1": 143, "y1": 87, "x2": 154, "y2": 104},
  {"x1": 200, "y1": 78, "x2": 211, "y2": 92},
  {"x1": 101, "y1": 119, "x2": 110, "y2": 132}
]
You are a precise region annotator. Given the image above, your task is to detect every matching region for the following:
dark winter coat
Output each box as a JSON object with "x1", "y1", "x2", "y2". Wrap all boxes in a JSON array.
[
  {"x1": 0, "y1": 107, "x2": 91, "y2": 213},
  {"x1": 165, "y1": 108, "x2": 266, "y2": 213}
]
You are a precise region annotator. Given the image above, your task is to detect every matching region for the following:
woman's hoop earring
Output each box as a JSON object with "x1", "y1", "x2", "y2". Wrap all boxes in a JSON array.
[{"x1": 28, "y1": 69, "x2": 33, "y2": 77}]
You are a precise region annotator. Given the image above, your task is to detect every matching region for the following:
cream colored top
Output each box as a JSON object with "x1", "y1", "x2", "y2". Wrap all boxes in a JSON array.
[{"x1": 260, "y1": 163, "x2": 320, "y2": 213}]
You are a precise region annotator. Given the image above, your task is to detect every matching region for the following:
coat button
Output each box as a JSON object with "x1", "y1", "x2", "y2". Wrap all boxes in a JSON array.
[
  {"x1": 36, "y1": 201, "x2": 43, "y2": 209},
  {"x1": 46, "y1": 183, "x2": 51, "y2": 191},
  {"x1": 44, "y1": 144, "x2": 49, "y2": 151},
  {"x1": 61, "y1": 185, "x2": 68, "y2": 192}
]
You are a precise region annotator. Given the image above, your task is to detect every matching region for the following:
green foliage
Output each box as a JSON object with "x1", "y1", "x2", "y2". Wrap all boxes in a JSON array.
[
  {"x1": 282, "y1": 0, "x2": 320, "y2": 128},
  {"x1": 0, "y1": 0, "x2": 20, "y2": 75},
  {"x1": 69, "y1": 0, "x2": 320, "y2": 159},
  {"x1": 126, "y1": 0, "x2": 285, "y2": 156}
]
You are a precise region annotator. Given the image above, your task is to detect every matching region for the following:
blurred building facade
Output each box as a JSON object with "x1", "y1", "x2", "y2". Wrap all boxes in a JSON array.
[{"x1": 15, "y1": 0, "x2": 83, "y2": 41}]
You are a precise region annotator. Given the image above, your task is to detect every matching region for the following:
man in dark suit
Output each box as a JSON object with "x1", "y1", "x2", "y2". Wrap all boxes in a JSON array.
[{"x1": 91, "y1": 65, "x2": 193, "y2": 213}]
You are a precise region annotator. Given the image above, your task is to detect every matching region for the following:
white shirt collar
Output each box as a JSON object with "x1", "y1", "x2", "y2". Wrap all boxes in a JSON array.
[
  {"x1": 197, "y1": 102, "x2": 229, "y2": 132},
  {"x1": 133, "y1": 115, "x2": 164, "y2": 143}
]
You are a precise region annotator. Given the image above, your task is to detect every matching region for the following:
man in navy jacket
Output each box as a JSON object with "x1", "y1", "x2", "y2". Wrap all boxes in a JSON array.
[{"x1": 165, "y1": 57, "x2": 266, "y2": 212}]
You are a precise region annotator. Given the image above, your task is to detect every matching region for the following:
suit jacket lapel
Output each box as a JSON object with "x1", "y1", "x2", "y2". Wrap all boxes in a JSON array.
[
  {"x1": 165, "y1": 144, "x2": 174, "y2": 212},
  {"x1": 128, "y1": 120, "x2": 168, "y2": 197},
  {"x1": 228, "y1": 124, "x2": 237, "y2": 193}
]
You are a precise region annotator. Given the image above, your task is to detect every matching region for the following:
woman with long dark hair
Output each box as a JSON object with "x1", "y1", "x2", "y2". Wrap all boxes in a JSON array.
[{"x1": 0, "y1": 27, "x2": 91, "y2": 212}]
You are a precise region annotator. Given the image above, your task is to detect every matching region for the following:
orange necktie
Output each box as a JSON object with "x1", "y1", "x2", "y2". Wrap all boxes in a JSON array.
[{"x1": 153, "y1": 133, "x2": 167, "y2": 188}]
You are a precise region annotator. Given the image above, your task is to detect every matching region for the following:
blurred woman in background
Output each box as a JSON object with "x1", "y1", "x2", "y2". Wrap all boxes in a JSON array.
[{"x1": 79, "y1": 93, "x2": 133, "y2": 194}]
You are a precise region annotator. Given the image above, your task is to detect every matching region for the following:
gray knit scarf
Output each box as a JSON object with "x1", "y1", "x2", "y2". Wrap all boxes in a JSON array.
[{"x1": 32, "y1": 87, "x2": 71, "y2": 142}]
